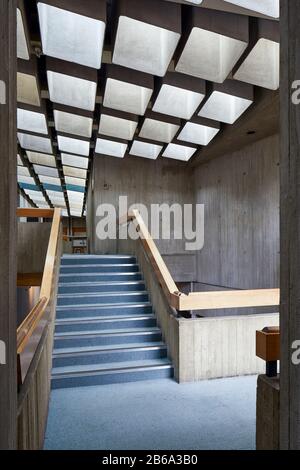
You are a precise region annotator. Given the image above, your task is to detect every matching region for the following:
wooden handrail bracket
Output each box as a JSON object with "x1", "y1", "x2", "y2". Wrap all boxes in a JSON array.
[
  {"x1": 256, "y1": 327, "x2": 280, "y2": 362},
  {"x1": 120, "y1": 210, "x2": 280, "y2": 312},
  {"x1": 17, "y1": 208, "x2": 54, "y2": 218}
]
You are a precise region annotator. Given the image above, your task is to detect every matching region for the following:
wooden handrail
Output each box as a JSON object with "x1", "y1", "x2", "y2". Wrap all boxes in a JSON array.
[
  {"x1": 17, "y1": 208, "x2": 54, "y2": 218},
  {"x1": 120, "y1": 210, "x2": 280, "y2": 312},
  {"x1": 256, "y1": 326, "x2": 280, "y2": 377},
  {"x1": 17, "y1": 208, "x2": 61, "y2": 354},
  {"x1": 121, "y1": 209, "x2": 178, "y2": 304}
]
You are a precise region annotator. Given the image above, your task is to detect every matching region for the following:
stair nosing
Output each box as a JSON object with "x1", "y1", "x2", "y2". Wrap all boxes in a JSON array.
[
  {"x1": 52, "y1": 362, "x2": 173, "y2": 379},
  {"x1": 55, "y1": 315, "x2": 155, "y2": 325},
  {"x1": 54, "y1": 328, "x2": 161, "y2": 339},
  {"x1": 58, "y1": 280, "x2": 145, "y2": 287},
  {"x1": 57, "y1": 291, "x2": 148, "y2": 299},
  {"x1": 52, "y1": 343, "x2": 167, "y2": 358},
  {"x1": 56, "y1": 301, "x2": 152, "y2": 311}
]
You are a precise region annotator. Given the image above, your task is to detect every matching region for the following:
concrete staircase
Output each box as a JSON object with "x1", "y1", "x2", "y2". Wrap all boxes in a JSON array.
[{"x1": 51, "y1": 254, "x2": 173, "y2": 389}]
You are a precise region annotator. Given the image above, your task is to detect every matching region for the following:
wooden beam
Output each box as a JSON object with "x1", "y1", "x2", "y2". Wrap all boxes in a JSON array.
[
  {"x1": 0, "y1": 0, "x2": 17, "y2": 449},
  {"x1": 280, "y1": 0, "x2": 300, "y2": 450},
  {"x1": 16, "y1": 208, "x2": 54, "y2": 218},
  {"x1": 172, "y1": 289, "x2": 280, "y2": 311},
  {"x1": 17, "y1": 273, "x2": 43, "y2": 287}
]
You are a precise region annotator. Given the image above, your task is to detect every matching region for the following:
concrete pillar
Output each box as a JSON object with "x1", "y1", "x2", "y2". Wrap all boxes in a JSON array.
[
  {"x1": 280, "y1": 0, "x2": 300, "y2": 450},
  {"x1": 0, "y1": 0, "x2": 17, "y2": 449}
]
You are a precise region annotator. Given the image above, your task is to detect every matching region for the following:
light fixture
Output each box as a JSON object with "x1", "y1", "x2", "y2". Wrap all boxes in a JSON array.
[
  {"x1": 17, "y1": 2, "x2": 30, "y2": 60},
  {"x1": 47, "y1": 58, "x2": 97, "y2": 111},
  {"x1": 152, "y1": 72, "x2": 205, "y2": 120},
  {"x1": 39, "y1": 175, "x2": 61, "y2": 186},
  {"x1": 65, "y1": 176, "x2": 86, "y2": 188},
  {"x1": 233, "y1": 19, "x2": 279, "y2": 90},
  {"x1": 67, "y1": 190, "x2": 85, "y2": 201},
  {"x1": 33, "y1": 164, "x2": 59, "y2": 178},
  {"x1": 57, "y1": 134, "x2": 90, "y2": 156},
  {"x1": 61, "y1": 153, "x2": 89, "y2": 169},
  {"x1": 129, "y1": 139, "x2": 163, "y2": 160},
  {"x1": 18, "y1": 175, "x2": 36, "y2": 185},
  {"x1": 63, "y1": 166, "x2": 87, "y2": 179},
  {"x1": 17, "y1": 104, "x2": 48, "y2": 135},
  {"x1": 27, "y1": 151, "x2": 56, "y2": 167},
  {"x1": 175, "y1": 7, "x2": 248, "y2": 83},
  {"x1": 17, "y1": 155, "x2": 23, "y2": 166},
  {"x1": 162, "y1": 141, "x2": 197, "y2": 162},
  {"x1": 112, "y1": 0, "x2": 181, "y2": 76},
  {"x1": 18, "y1": 132, "x2": 53, "y2": 154},
  {"x1": 95, "y1": 137, "x2": 127, "y2": 159},
  {"x1": 17, "y1": 166, "x2": 31, "y2": 177},
  {"x1": 224, "y1": 0, "x2": 279, "y2": 18},
  {"x1": 178, "y1": 117, "x2": 220, "y2": 146},
  {"x1": 53, "y1": 105, "x2": 93, "y2": 138},
  {"x1": 103, "y1": 65, "x2": 153, "y2": 116},
  {"x1": 139, "y1": 111, "x2": 180, "y2": 143},
  {"x1": 198, "y1": 80, "x2": 253, "y2": 124},
  {"x1": 37, "y1": 0, "x2": 106, "y2": 68},
  {"x1": 17, "y1": 59, "x2": 41, "y2": 107},
  {"x1": 99, "y1": 107, "x2": 138, "y2": 141}
]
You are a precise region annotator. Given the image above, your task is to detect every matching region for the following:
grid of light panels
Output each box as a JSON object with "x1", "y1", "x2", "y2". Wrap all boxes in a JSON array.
[{"x1": 16, "y1": 0, "x2": 279, "y2": 216}]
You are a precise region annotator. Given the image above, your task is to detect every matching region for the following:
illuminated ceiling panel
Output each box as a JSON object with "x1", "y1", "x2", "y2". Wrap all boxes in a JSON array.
[
  {"x1": 178, "y1": 117, "x2": 220, "y2": 146},
  {"x1": 33, "y1": 164, "x2": 59, "y2": 178},
  {"x1": 63, "y1": 166, "x2": 87, "y2": 179},
  {"x1": 17, "y1": 6, "x2": 30, "y2": 60},
  {"x1": 65, "y1": 176, "x2": 86, "y2": 188},
  {"x1": 61, "y1": 153, "x2": 89, "y2": 169},
  {"x1": 233, "y1": 19, "x2": 280, "y2": 90},
  {"x1": 152, "y1": 73, "x2": 205, "y2": 120},
  {"x1": 18, "y1": 132, "x2": 52, "y2": 154},
  {"x1": 39, "y1": 175, "x2": 61, "y2": 186},
  {"x1": 112, "y1": 0, "x2": 181, "y2": 76},
  {"x1": 224, "y1": 0, "x2": 280, "y2": 18},
  {"x1": 139, "y1": 113, "x2": 180, "y2": 143},
  {"x1": 57, "y1": 135, "x2": 90, "y2": 156},
  {"x1": 17, "y1": 107, "x2": 48, "y2": 135},
  {"x1": 198, "y1": 80, "x2": 253, "y2": 124},
  {"x1": 54, "y1": 108, "x2": 93, "y2": 138},
  {"x1": 129, "y1": 139, "x2": 163, "y2": 160},
  {"x1": 103, "y1": 65, "x2": 153, "y2": 116},
  {"x1": 175, "y1": 8, "x2": 248, "y2": 83},
  {"x1": 17, "y1": 59, "x2": 41, "y2": 107},
  {"x1": 95, "y1": 137, "x2": 127, "y2": 159},
  {"x1": 99, "y1": 109, "x2": 138, "y2": 141},
  {"x1": 162, "y1": 142, "x2": 197, "y2": 162},
  {"x1": 37, "y1": 1, "x2": 106, "y2": 68},
  {"x1": 27, "y1": 151, "x2": 57, "y2": 168}
]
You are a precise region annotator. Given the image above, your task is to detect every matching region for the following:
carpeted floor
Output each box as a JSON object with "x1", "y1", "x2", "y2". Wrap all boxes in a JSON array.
[{"x1": 44, "y1": 375, "x2": 257, "y2": 450}]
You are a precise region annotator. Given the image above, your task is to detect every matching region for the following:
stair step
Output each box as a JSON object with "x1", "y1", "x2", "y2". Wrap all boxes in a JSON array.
[
  {"x1": 52, "y1": 342, "x2": 167, "y2": 367},
  {"x1": 57, "y1": 291, "x2": 149, "y2": 306},
  {"x1": 51, "y1": 359, "x2": 173, "y2": 389},
  {"x1": 55, "y1": 315, "x2": 157, "y2": 333},
  {"x1": 54, "y1": 328, "x2": 162, "y2": 348},
  {"x1": 58, "y1": 280, "x2": 146, "y2": 294},
  {"x1": 59, "y1": 272, "x2": 143, "y2": 283},
  {"x1": 56, "y1": 302, "x2": 153, "y2": 319},
  {"x1": 61, "y1": 255, "x2": 136, "y2": 265},
  {"x1": 60, "y1": 264, "x2": 139, "y2": 274}
]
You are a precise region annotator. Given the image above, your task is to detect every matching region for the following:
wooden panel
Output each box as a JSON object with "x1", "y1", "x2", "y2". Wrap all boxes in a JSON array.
[
  {"x1": 17, "y1": 208, "x2": 54, "y2": 218},
  {"x1": 256, "y1": 328, "x2": 280, "y2": 362},
  {"x1": 173, "y1": 288, "x2": 280, "y2": 311},
  {"x1": 17, "y1": 273, "x2": 43, "y2": 287},
  {"x1": 18, "y1": 223, "x2": 51, "y2": 273},
  {"x1": 0, "y1": 0, "x2": 17, "y2": 450},
  {"x1": 280, "y1": 0, "x2": 300, "y2": 450}
]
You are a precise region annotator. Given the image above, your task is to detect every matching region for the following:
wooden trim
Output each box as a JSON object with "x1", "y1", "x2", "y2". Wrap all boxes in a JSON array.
[
  {"x1": 17, "y1": 273, "x2": 43, "y2": 287},
  {"x1": 172, "y1": 289, "x2": 280, "y2": 311},
  {"x1": 17, "y1": 297, "x2": 48, "y2": 354},
  {"x1": 121, "y1": 210, "x2": 280, "y2": 312},
  {"x1": 17, "y1": 208, "x2": 54, "y2": 218},
  {"x1": 121, "y1": 209, "x2": 178, "y2": 303},
  {"x1": 40, "y1": 208, "x2": 61, "y2": 300},
  {"x1": 256, "y1": 327, "x2": 280, "y2": 362},
  {"x1": 17, "y1": 208, "x2": 61, "y2": 354}
]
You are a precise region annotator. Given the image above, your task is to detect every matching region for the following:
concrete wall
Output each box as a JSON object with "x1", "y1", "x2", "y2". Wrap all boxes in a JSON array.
[
  {"x1": 177, "y1": 313, "x2": 279, "y2": 382},
  {"x1": 88, "y1": 155, "x2": 196, "y2": 281},
  {"x1": 17, "y1": 222, "x2": 51, "y2": 273},
  {"x1": 256, "y1": 375, "x2": 280, "y2": 450},
  {"x1": 194, "y1": 134, "x2": 280, "y2": 290}
]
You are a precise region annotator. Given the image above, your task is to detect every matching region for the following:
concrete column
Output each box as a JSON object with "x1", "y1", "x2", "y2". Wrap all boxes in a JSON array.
[
  {"x1": 280, "y1": 0, "x2": 300, "y2": 450},
  {"x1": 0, "y1": 0, "x2": 17, "y2": 449}
]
